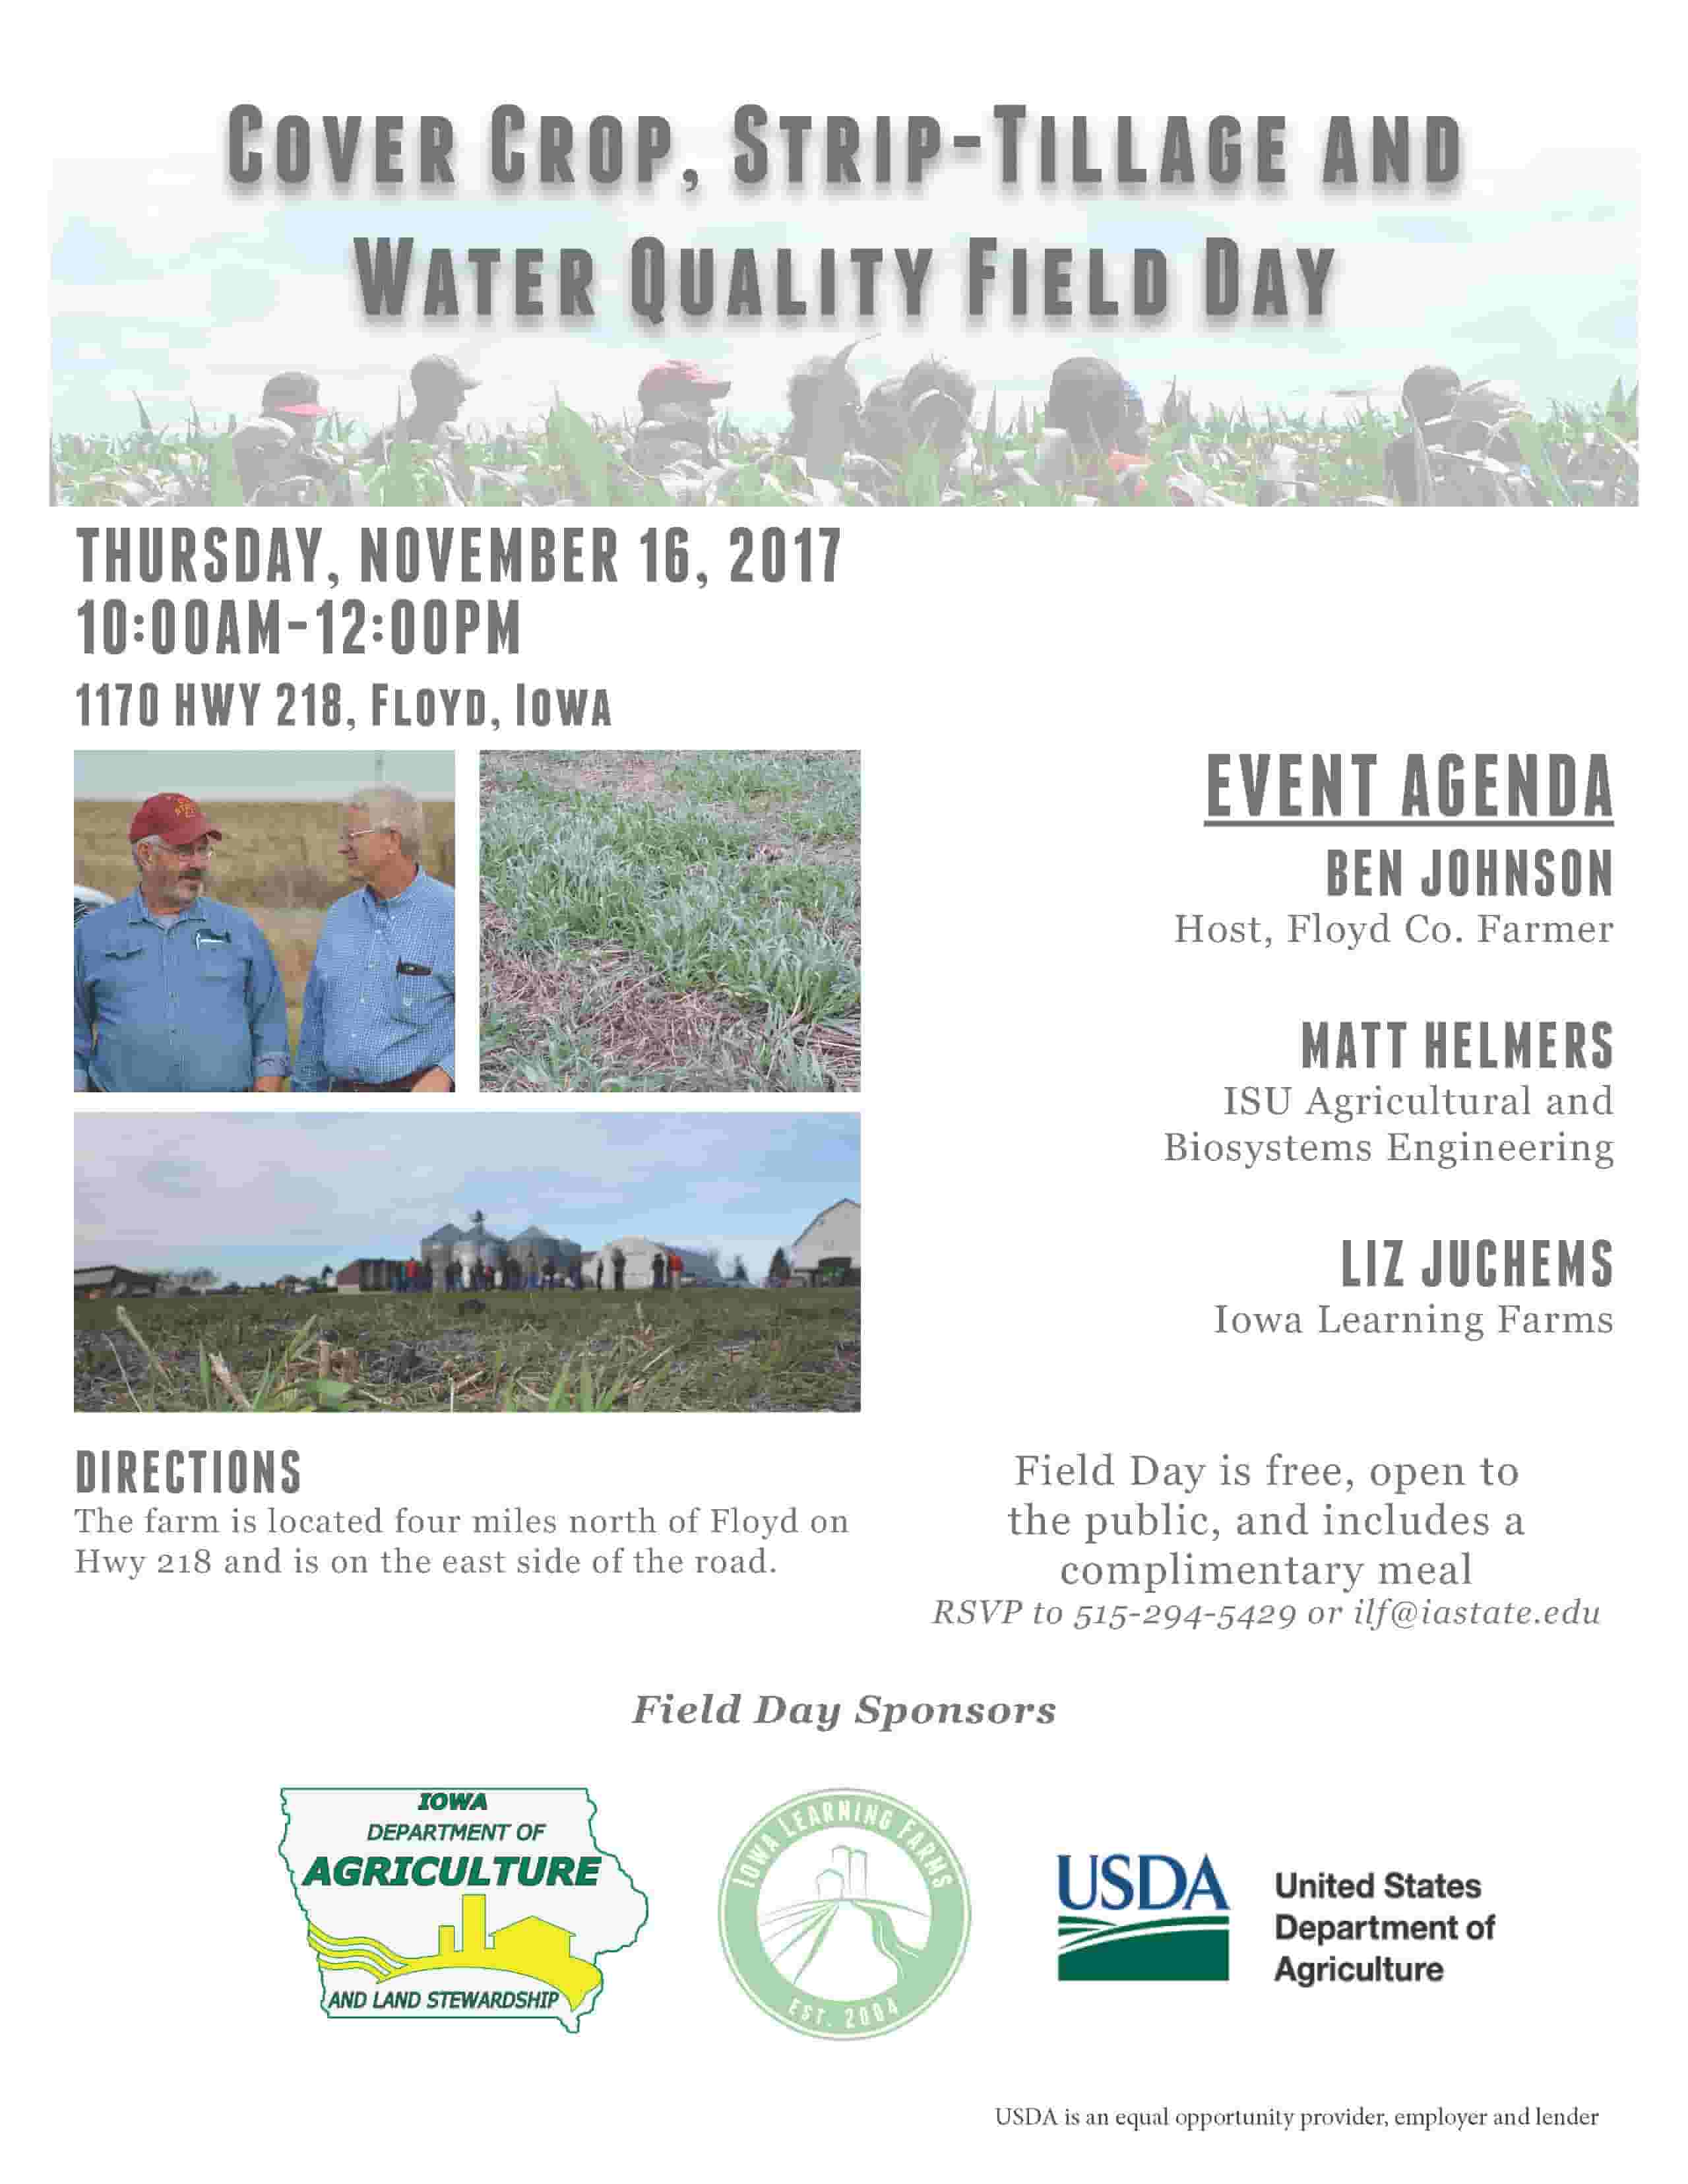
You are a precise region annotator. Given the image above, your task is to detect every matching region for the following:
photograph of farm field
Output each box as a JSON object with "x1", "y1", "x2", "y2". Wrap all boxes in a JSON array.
[
  {"x1": 480, "y1": 751, "x2": 860, "y2": 1094},
  {"x1": 75, "y1": 1288, "x2": 860, "y2": 1415},
  {"x1": 75, "y1": 754, "x2": 454, "y2": 1055},
  {"x1": 75, "y1": 1109, "x2": 862, "y2": 1414},
  {"x1": 49, "y1": 376, "x2": 1639, "y2": 509}
]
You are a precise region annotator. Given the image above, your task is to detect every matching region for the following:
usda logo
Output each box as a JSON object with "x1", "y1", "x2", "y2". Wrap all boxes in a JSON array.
[
  {"x1": 720, "y1": 1788, "x2": 970, "y2": 2039},
  {"x1": 1057, "y1": 1854, "x2": 1230, "y2": 1981}
]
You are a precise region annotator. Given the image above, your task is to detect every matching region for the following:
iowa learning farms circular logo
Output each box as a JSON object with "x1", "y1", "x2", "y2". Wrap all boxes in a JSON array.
[{"x1": 718, "y1": 1788, "x2": 969, "y2": 2039}]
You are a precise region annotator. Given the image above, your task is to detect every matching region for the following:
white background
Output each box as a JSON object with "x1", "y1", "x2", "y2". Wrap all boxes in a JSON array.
[{"x1": 11, "y1": 10, "x2": 1683, "y2": 2179}]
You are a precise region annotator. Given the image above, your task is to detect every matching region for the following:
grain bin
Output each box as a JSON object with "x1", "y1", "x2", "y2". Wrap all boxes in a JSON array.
[
  {"x1": 457, "y1": 1210, "x2": 508, "y2": 1280},
  {"x1": 509, "y1": 1224, "x2": 583, "y2": 1278},
  {"x1": 421, "y1": 1221, "x2": 464, "y2": 1282}
]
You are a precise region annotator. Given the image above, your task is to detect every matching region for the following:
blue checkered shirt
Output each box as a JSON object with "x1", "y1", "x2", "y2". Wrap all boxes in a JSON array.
[{"x1": 293, "y1": 869, "x2": 456, "y2": 1090}]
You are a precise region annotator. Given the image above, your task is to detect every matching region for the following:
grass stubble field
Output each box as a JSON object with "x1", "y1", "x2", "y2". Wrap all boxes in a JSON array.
[
  {"x1": 480, "y1": 751, "x2": 861, "y2": 1092},
  {"x1": 51, "y1": 377, "x2": 1639, "y2": 507},
  {"x1": 75, "y1": 1289, "x2": 861, "y2": 1415},
  {"x1": 75, "y1": 799, "x2": 456, "y2": 1049}
]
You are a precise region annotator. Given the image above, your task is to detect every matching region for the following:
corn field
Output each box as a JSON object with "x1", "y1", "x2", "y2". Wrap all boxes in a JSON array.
[{"x1": 51, "y1": 380, "x2": 1639, "y2": 509}]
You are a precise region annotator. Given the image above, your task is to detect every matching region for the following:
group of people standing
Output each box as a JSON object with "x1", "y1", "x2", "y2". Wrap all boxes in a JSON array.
[
  {"x1": 382, "y1": 1247, "x2": 688, "y2": 1294},
  {"x1": 232, "y1": 356, "x2": 480, "y2": 503},
  {"x1": 392, "y1": 1258, "x2": 580, "y2": 1293},
  {"x1": 224, "y1": 347, "x2": 1549, "y2": 511}
]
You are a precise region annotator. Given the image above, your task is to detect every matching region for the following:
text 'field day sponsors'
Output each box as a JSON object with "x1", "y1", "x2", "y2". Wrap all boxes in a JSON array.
[
  {"x1": 719, "y1": 1789, "x2": 969, "y2": 2040},
  {"x1": 278, "y1": 1787, "x2": 646, "y2": 2030}
]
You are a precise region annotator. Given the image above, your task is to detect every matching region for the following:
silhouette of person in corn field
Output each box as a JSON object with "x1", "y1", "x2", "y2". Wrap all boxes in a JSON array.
[
  {"x1": 373, "y1": 354, "x2": 480, "y2": 451},
  {"x1": 783, "y1": 353, "x2": 863, "y2": 462},
  {"x1": 363, "y1": 355, "x2": 482, "y2": 498},
  {"x1": 651, "y1": 1249, "x2": 667, "y2": 1289},
  {"x1": 848, "y1": 358, "x2": 975, "y2": 494},
  {"x1": 1047, "y1": 357, "x2": 1148, "y2": 455},
  {"x1": 1036, "y1": 356, "x2": 1150, "y2": 500},
  {"x1": 611, "y1": 1246, "x2": 627, "y2": 1292},
  {"x1": 233, "y1": 372, "x2": 347, "y2": 505},
  {"x1": 1382, "y1": 365, "x2": 1543, "y2": 505},
  {"x1": 787, "y1": 345, "x2": 935, "y2": 494},
  {"x1": 858, "y1": 376, "x2": 909, "y2": 470},
  {"x1": 1384, "y1": 365, "x2": 1462, "y2": 505},
  {"x1": 629, "y1": 360, "x2": 732, "y2": 475},
  {"x1": 900, "y1": 356, "x2": 977, "y2": 462}
]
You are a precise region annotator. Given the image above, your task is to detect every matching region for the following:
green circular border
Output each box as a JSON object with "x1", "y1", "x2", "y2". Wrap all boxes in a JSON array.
[{"x1": 718, "y1": 1786, "x2": 970, "y2": 2040}]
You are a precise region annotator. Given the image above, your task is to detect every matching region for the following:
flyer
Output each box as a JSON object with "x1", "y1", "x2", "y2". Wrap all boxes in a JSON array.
[{"x1": 28, "y1": 11, "x2": 1675, "y2": 2177}]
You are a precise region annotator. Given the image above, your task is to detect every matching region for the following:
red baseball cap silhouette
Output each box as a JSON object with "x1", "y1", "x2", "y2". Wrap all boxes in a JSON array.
[
  {"x1": 129, "y1": 794, "x2": 223, "y2": 848},
  {"x1": 639, "y1": 359, "x2": 732, "y2": 408},
  {"x1": 261, "y1": 370, "x2": 332, "y2": 419}
]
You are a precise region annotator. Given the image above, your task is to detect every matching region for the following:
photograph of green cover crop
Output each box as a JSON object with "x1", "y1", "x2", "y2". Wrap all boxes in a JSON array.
[
  {"x1": 75, "y1": 1286, "x2": 861, "y2": 1416},
  {"x1": 75, "y1": 1109, "x2": 861, "y2": 1414},
  {"x1": 480, "y1": 751, "x2": 861, "y2": 1094}
]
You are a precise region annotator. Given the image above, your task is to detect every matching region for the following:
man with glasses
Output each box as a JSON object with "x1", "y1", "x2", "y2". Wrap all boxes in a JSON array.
[
  {"x1": 293, "y1": 784, "x2": 455, "y2": 1093},
  {"x1": 73, "y1": 794, "x2": 291, "y2": 1092}
]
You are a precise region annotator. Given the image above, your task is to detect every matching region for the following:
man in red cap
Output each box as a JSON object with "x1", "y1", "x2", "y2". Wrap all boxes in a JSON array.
[
  {"x1": 629, "y1": 358, "x2": 732, "y2": 475},
  {"x1": 233, "y1": 371, "x2": 344, "y2": 503},
  {"x1": 74, "y1": 796, "x2": 290, "y2": 1093}
]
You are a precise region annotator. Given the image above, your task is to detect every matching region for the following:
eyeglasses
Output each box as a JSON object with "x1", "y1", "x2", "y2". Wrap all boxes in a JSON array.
[
  {"x1": 338, "y1": 827, "x2": 394, "y2": 849},
  {"x1": 158, "y1": 841, "x2": 216, "y2": 858}
]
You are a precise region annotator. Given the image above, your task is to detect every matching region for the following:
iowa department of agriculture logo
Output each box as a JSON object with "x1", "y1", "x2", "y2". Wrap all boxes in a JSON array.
[
  {"x1": 1057, "y1": 1853, "x2": 1230, "y2": 1980},
  {"x1": 720, "y1": 1788, "x2": 969, "y2": 2039},
  {"x1": 278, "y1": 1786, "x2": 646, "y2": 2031}
]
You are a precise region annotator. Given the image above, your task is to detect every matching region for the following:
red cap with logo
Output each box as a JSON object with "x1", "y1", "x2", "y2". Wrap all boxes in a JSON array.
[
  {"x1": 639, "y1": 359, "x2": 732, "y2": 407},
  {"x1": 261, "y1": 370, "x2": 331, "y2": 420},
  {"x1": 129, "y1": 793, "x2": 223, "y2": 848}
]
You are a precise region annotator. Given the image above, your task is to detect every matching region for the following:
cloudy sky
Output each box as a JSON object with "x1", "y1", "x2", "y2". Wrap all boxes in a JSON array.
[
  {"x1": 51, "y1": 120, "x2": 1637, "y2": 436},
  {"x1": 74, "y1": 750, "x2": 455, "y2": 803},
  {"x1": 75, "y1": 1111, "x2": 860, "y2": 1284}
]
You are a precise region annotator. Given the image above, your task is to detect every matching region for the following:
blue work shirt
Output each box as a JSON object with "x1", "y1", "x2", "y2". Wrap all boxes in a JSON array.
[
  {"x1": 294, "y1": 869, "x2": 456, "y2": 1090},
  {"x1": 74, "y1": 891, "x2": 292, "y2": 1092}
]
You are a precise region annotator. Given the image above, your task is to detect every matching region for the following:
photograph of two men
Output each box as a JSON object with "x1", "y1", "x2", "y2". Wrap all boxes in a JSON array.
[{"x1": 73, "y1": 751, "x2": 456, "y2": 1093}]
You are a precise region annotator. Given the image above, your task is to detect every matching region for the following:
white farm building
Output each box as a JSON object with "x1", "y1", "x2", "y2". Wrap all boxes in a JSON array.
[
  {"x1": 580, "y1": 1237, "x2": 719, "y2": 1290},
  {"x1": 788, "y1": 1199, "x2": 861, "y2": 1285}
]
